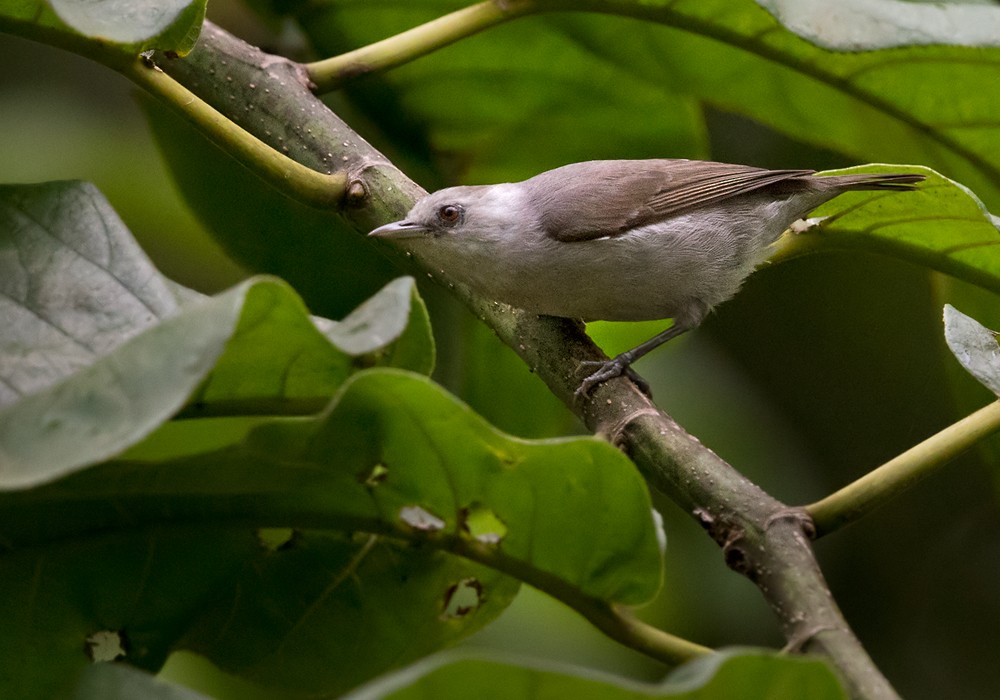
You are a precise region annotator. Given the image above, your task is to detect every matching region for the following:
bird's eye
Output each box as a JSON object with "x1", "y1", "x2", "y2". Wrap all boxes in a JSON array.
[{"x1": 437, "y1": 204, "x2": 463, "y2": 227}]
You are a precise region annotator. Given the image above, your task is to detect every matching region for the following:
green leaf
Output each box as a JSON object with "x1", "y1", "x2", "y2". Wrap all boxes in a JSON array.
[
  {"x1": 0, "y1": 526, "x2": 258, "y2": 700},
  {"x1": 142, "y1": 95, "x2": 402, "y2": 319},
  {"x1": 181, "y1": 533, "x2": 517, "y2": 696},
  {"x1": 316, "y1": 276, "x2": 434, "y2": 375},
  {"x1": 2, "y1": 369, "x2": 662, "y2": 602},
  {"x1": 0, "y1": 370, "x2": 661, "y2": 696},
  {"x1": 72, "y1": 663, "x2": 212, "y2": 700},
  {"x1": 0, "y1": 508, "x2": 513, "y2": 699},
  {"x1": 0, "y1": 182, "x2": 433, "y2": 488},
  {"x1": 285, "y1": 0, "x2": 1000, "y2": 205},
  {"x1": 291, "y1": 2, "x2": 707, "y2": 184},
  {"x1": 776, "y1": 165, "x2": 1000, "y2": 295},
  {"x1": 188, "y1": 275, "x2": 434, "y2": 413},
  {"x1": 342, "y1": 649, "x2": 846, "y2": 700},
  {"x1": 943, "y1": 304, "x2": 1000, "y2": 397},
  {"x1": 0, "y1": 180, "x2": 183, "y2": 408},
  {"x1": 0, "y1": 0, "x2": 205, "y2": 58}
]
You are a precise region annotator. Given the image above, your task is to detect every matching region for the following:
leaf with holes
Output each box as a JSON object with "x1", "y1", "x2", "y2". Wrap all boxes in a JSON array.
[{"x1": 0, "y1": 369, "x2": 661, "y2": 696}]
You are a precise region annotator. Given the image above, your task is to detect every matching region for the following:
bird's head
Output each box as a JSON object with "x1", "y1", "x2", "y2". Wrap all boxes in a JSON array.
[{"x1": 369, "y1": 183, "x2": 530, "y2": 247}]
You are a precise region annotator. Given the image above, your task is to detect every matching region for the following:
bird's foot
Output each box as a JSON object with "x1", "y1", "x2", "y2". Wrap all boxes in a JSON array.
[{"x1": 575, "y1": 358, "x2": 651, "y2": 399}]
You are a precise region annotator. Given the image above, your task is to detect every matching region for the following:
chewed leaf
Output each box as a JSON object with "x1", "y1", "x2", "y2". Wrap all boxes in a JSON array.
[
  {"x1": 943, "y1": 305, "x2": 1000, "y2": 396},
  {"x1": 0, "y1": 370, "x2": 660, "y2": 696}
]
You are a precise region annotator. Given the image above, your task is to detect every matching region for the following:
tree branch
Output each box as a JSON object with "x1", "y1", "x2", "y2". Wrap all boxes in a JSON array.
[{"x1": 146, "y1": 19, "x2": 899, "y2": 700}]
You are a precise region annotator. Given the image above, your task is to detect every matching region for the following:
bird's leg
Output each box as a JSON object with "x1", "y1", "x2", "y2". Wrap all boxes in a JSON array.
[{"x1": 576, "y1": 323, "x2": 691, "y2": 398}]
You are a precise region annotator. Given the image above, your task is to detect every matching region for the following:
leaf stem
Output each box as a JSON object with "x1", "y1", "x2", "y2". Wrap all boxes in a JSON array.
[
  {"x1": 807, "y1": 400, "x2": 1000, "y2": 536},
  {"x1": 123, "y1": 56, "x2": 347, "y2": 209},
  {"x1": 449, "y1": 537, "x2": 711, "y2": 666},
  {"x1": 306, "y1": 0, "x2": 538, "y2": 92}
]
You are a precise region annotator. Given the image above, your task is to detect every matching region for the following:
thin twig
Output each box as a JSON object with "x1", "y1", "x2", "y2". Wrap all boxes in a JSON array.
[
  {"x1": 807, "y1": 400, "x2": 1000, "y2": 536},
  {"x1": 125, "y1": 55, "x2": 347, "y2": 209},
  {"x1": 307, "y1": 0, "x2": 537, "y2": 92},
  {"x1": 450, "y1": 537, "x2": 711, "y2": 666}
]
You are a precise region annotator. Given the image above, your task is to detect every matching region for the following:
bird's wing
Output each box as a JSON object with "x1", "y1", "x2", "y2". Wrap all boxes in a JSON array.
[{"x1": 528, "y1": 159, "x2": 815, "y2": 242}]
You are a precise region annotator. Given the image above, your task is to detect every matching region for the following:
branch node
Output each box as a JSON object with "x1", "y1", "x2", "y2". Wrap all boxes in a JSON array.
[
  {"x1": 781, "y1": 624, "x2": 840, "y2": 653},
  {"x1": 693, "y1": 506, "x2": 715, "y2": 530},
  {"x1": 346, "y1": 178, "x2": 368, "y2": 206},
  {"x1": 720, "y1": 527, "x2": 755, "y2": 578},
  {"x1": 598, "y1": 406, "x2": 662, "y2": 448},
  {"x1": 764, "y1": 507, "x2": 816, "y2": 539}
]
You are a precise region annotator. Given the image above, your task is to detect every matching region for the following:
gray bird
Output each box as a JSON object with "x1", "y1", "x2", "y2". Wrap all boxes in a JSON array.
[{"x1": 370, "y1": 159, "x2": 924, "y2": 396}]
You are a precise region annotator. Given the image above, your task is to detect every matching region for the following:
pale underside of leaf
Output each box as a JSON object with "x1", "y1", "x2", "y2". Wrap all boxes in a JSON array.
[
  {"x1": 757, "y1": 0, "x2": 1000, "y2": 50},
  {"x1": 943, "y1": 304, "x2": 1000, "y2": 397}
]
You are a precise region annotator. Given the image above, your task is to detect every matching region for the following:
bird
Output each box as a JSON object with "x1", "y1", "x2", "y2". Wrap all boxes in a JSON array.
[{"x1": 369, "y1": 159, "x2": 924, "y2": 396}]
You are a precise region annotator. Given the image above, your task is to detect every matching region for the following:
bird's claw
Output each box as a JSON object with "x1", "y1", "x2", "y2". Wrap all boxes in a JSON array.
[{"x1": 574, "y1": 358, "x2": 651, "y2": 399}]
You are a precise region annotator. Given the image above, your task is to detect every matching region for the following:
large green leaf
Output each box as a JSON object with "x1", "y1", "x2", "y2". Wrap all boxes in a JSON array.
[
  {"x1": 287, "y1": 1, "x2": 707, "y2": 185},
  {"x1": 0, "y1": 0, "x2": 205, "y2": 59},
  {"x1": 2, "y1": 369, "x2": 662, "y2": 603},
  {"x1": 141, "y1": 96, "x2": 404, "y2": 320},
  {"x1": 773, "y1": 165, "x2": 1000, "y2": 293},
  {"x1": 0, "y1": 181, "x2": 432, "y2": 489},
  {"x1": 283, "y1": 0, "x2": 1000, "y2": 206},
  {"x1": 342, "y1": 649, "x2": 846, "y2": 700},
  {"x1": 0, "y1": 369, "x2": 662, "y2": 696}
]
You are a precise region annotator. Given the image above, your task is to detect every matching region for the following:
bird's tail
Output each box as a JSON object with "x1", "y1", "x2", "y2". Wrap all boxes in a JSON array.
[{"x1": 822, "y1": 172, "x2": 926, "y2": 191}]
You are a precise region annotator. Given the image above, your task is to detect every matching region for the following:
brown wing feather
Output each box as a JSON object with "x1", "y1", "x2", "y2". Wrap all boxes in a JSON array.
[{"x1": 525, "y1": 159, "x2": 815, "y2": 242}]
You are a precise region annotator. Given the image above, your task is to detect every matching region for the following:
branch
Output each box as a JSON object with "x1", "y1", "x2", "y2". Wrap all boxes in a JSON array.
[
  {"x1": 807, "y1": 400, "x2": 1000, "y2": 536},
  {"x1": 303, "y1": 0, "x2": 998, "y2": 194},
  {"x1": 152, "y1": 22, "x2": 427, "y2": 236},
  {"x1": 307, "y1": 0, "x2": 537, "y2": 92},
  {"x1": 125, "y1": 55, "x2": 347, "y2": 209},
  {"x1": 142, "y1": 20, "x2": 898, "y2": 700}
]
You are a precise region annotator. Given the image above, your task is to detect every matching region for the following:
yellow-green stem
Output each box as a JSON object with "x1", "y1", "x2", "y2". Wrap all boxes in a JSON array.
[
  {"x1": 307, "y1": 0, "x2": 538, "y2": 92},
  {"x1": 807, "y1": 400, "x2": 1000, "y2": 536},
  {"x1": 450, "y1": 538, "x2": 711, "y2": 666},
  {"x1": 125, "y1": 57, "x2": 347, "y2": 208}
]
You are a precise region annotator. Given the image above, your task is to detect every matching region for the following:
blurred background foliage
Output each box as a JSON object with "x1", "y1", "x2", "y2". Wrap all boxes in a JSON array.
[{"x1": 3, "y1": 2, "x2": 1000, "y2": 698}]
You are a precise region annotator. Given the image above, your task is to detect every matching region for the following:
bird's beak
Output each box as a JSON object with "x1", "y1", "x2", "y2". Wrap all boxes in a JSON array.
[{"x1": 368, "y1": 220, "x2": 429, "y2": 239}]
